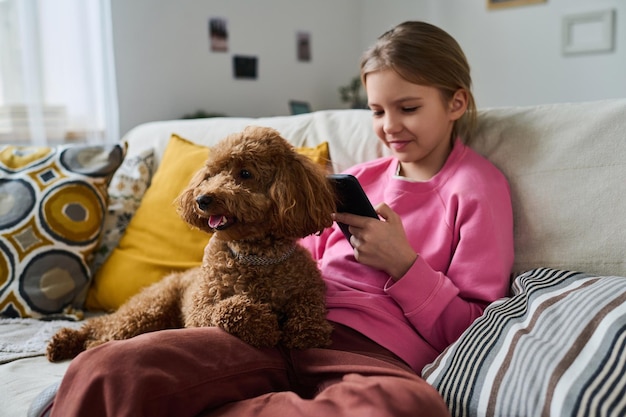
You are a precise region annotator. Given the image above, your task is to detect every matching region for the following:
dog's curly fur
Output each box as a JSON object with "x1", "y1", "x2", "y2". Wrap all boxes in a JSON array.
[{"x1": 46, "y1": 126, "x2": 336, "y2": 362}]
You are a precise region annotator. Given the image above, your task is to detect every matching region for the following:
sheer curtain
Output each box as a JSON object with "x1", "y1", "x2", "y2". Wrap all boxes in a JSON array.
[{"x1": 0, "y1": 0, "x2": 118, "y2": 145}]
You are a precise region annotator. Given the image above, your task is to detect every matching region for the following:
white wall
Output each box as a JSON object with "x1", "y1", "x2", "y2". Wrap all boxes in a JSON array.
[
  {"x1": 111, "y1": 0, "x2": 363, "y2": 135},
  {"x1": 361, "y1": 0, "x2": 626, "y2": 108},
  {"x1": 358, "y1": 0, "x2": 432, "y2": 49},
  {"x1": 112, "y1": 0, "x2": 625, "y2": 136}
]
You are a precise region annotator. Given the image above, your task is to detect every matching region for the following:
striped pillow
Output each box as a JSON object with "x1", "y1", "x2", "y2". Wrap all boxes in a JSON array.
[{"x1": 423, "y1": 268, "x2": 626, "y2": 417}]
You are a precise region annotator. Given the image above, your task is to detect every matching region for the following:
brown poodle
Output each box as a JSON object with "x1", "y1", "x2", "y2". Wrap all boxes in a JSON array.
[{"x1": 46, "y1": 126, "x2": 336, "y2": 362}]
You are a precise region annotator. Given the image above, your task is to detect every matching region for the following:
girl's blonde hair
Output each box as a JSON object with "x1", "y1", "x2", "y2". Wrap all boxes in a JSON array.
[{"x1": 360, "y1": 21, "x2": 477, "y2": 143}]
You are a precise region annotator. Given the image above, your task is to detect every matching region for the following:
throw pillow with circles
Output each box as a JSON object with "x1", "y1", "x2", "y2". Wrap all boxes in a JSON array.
[{"x1": 0, "y1": 143, "x2": 125, "y2": 319}]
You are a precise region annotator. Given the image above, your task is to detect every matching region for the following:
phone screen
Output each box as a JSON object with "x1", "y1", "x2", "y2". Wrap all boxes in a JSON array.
[{"x1": 327, "y1": 174, "x2": 378, "y2": 241}]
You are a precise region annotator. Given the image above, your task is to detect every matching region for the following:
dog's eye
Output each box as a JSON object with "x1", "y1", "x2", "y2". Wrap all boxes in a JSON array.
[{"x1": 239, "y1": 169, "x2": 252, "y2": 179}]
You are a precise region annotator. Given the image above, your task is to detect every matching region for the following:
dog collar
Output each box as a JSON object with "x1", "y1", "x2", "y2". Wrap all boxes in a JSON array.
[{"x1": 228, "y1": 244, "x2": 297, "y2": 266}]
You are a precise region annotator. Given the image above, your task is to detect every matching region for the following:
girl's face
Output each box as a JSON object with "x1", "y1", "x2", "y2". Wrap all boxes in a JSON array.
[{"x1": 365, "y1": 69, "x2": 467, "y2": 181}]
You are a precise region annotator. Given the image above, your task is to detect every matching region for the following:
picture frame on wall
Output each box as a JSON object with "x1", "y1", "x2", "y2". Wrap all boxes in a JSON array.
[
  {"x1": 297, "y1": 31, "x2": 311, "y2": 62},
  {"x1": 562, "y1": 9, "x2": 615, "y2": 56},
  {"x1": 487, "y1": 0, "x2": 546, "y2": 10},
  {"x1": 233, "y1": 55, "x2": 258, "y2": 79},
  {"x1": 209, "y1": 17, "x2": 228, "y2": 52}
]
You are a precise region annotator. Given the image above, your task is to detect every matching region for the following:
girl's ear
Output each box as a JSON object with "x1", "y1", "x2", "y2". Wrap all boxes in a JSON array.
[{"x1": 449, "y1": 89, "x2": 468, "y2": 121}]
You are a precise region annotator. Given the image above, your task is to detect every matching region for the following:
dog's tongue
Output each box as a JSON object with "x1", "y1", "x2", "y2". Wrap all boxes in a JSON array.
[{"x1": 209, "y1": 215, "x2": 227, "y2": 229}]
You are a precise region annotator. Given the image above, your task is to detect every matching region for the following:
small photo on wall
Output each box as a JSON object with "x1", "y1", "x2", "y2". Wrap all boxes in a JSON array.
[
  {"x1": 209, "y1": 17, "x2": 228, "y2": 52},
  {"x1": 297, "y1": 31, "x2": 311, "y2": 62},
  {"x1": 233, "y1": 55, "x2": 258, "y2": 79}
]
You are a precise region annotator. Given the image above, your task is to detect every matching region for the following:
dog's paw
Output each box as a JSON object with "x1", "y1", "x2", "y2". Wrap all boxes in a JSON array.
[
  {"x1": 212, "y1": 297, "x2": 281, "y2": 348},
  {"x1": 184, "y1": 309, "x2": 214, "y2": 328},
  {"x1": 46, "y1": 328, "x2": 88, "y2": 362}
]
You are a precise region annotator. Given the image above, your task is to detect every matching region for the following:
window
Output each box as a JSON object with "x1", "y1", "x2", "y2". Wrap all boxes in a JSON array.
[{"x1": 0, "y1": 0, "x2": 118, "y2": 145}]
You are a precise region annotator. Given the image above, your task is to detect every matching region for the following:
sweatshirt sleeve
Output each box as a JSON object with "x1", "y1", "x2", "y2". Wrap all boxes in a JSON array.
[{"x1": 385, "y1": 179, "x2": 514, "y2": 351}]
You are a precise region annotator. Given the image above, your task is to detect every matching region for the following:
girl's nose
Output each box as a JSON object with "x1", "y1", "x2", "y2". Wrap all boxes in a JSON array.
[{"x1": 383, "y1": 114, "x2": 402, "y2": 134}]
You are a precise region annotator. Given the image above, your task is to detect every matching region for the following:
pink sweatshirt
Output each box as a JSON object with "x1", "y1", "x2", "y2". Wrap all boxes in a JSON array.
[{"x1": 300, "y1": 139, "x2": 514, "y2": 373}]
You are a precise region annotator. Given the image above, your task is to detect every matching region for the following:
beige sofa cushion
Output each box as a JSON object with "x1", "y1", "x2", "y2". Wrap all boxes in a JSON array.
[
  {"x1": 122, "y1": 110, "x2": 387, "y2": 175},
  {"x1": 472, "y1": 99, "x2": 626, "y2": 277}
]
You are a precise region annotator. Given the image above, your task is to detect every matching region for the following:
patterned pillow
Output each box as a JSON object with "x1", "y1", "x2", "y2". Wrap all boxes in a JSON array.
[
  {"x1": 90, "y1": 148, "x2": 155, "y2": 274},
  {"x1": 0, "y1": 143, "x2": 125, "y2": 319},
  {"x1": 423, "y1": 268, "x2": 626, "y2": 417}
]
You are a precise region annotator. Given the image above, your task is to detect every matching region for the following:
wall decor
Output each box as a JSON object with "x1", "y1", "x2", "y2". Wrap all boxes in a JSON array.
[
  {"x1": 562, "y1": 9, "x2": 616, "y2": 55},
  {"x1": 297, "y1": 31, "x2": 311, "y2": 62},
  {"x1": 209, "y1": 18, "x2": 228, "y2": 52},
  {"x1": 487, "y1": 0, "x2": 546, "y2": 10},
  {"x1": 233, "y1": 55, "x2": 258, "y2": 79}
]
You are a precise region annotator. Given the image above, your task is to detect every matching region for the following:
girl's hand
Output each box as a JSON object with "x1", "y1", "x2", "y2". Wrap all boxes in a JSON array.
[{"x1": 333, "y1": 203, "x2": 418, "y2": 280}]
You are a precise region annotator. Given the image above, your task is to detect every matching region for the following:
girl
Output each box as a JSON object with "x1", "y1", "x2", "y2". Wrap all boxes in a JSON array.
[{"x1": 47, "y1": 21, "x2": 513, "y2": 417}]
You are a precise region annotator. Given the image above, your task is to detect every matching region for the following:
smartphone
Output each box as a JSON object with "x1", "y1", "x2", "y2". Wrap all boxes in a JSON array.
[{"x1": 327, "y1": 174, "x2": 378, "y2": 241}]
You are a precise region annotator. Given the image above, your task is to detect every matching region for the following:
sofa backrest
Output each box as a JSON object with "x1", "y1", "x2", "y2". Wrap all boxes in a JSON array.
[
  {"x1": 471, "y1": 99, "x2": 626, "y2": 277},
  {"x1": 122, "y1": 110, "x2": 388, "y2": 174},
  {"x1": 123, "y1": 98, "x2": 626, "y2": 278}
]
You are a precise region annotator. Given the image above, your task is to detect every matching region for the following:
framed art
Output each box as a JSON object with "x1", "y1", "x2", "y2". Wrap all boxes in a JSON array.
[
  {"x1": 209, "y1": 18, "x2": 228, "y2": 52},
  {"x1": 297, "y1": 31, "x2": 311, "y2": 62},
  {"x1": 233, "y1": 55, "x2": 258, "y2": 79},
  {"x1": 289, "y1": 100, "x2": 311, "y2": 115},
  {"x1": 487, "y1": 0, "x2": 546, "y2": 10},
  {"x1": 562, "y1": 9, "x2": 615, "y2": 55}
]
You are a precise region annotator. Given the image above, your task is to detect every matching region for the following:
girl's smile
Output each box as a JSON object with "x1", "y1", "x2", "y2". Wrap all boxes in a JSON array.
[
  {"x1": 365, "y1": 69, "x2": 467, "y2": 181},
  {"x1": 388, "y1": 140, "x2": 411, "y2": 151}
]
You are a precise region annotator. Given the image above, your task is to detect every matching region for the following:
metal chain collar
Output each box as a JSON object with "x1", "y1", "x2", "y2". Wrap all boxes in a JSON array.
[{"x1": 228, "y1": 244, "x2": 297, "y2": 266}]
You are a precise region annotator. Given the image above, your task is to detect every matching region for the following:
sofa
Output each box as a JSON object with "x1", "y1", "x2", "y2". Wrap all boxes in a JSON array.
[{"x1": 1, "y1": 98, "x2": 625, "y2": 417}]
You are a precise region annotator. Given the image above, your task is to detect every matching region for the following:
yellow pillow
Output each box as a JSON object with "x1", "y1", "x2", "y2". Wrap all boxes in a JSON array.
[
  {"x1": 85, "y1": 134, "x2": 330, "y2": 311},
  {"x1": 296, "y1": 141, "x2": 330, "y2": 169}
]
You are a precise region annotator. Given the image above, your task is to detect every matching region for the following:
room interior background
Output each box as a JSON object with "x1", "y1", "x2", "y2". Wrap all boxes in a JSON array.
[
  {"x1": 1, "y1": 0, "x2": 624, "y2": 144},
  {"x1": 112, "y1": 0, "x2": 625, "y2": 136}
]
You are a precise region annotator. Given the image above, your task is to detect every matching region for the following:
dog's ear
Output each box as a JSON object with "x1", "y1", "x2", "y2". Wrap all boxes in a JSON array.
[
  {"x1": 175, "y1": 163, "x2": 209, "y2": 229},
  {"x1": 269, "y1": 152, "x2": 336, "y2": 238}
]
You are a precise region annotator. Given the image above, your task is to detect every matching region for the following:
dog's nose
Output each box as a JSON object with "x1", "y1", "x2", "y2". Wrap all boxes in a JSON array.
[{"x1": 196, "y1": 195, "x2": 213, "y2": 211}]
